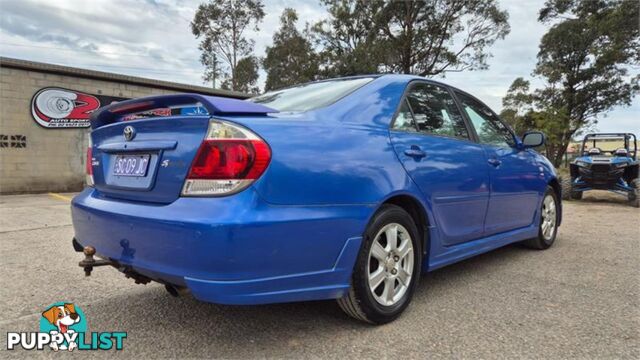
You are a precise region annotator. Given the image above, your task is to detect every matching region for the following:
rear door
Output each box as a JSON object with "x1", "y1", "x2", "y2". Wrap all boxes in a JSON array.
[
  {"x1": 389, "y1": 82, "x2": 490, "y2": 246},
  {"x1": 454, "y1": 91, "x2": 543, "y2": 235}
]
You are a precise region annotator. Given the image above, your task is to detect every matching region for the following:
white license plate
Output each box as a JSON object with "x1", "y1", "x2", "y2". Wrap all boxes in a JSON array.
[{"x1": 113, "y1": 154, "x2": 150, "y2": 177}]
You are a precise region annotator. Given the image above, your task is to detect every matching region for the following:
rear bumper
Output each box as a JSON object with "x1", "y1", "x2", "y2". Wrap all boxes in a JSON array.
[{"x1": 71, "y1": 188, "x2": 371, "y2": 304}]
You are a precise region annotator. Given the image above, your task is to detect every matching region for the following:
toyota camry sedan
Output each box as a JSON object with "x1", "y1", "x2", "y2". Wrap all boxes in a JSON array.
[{"x1": 71, "y1": 75, "x2": 561, "y2": 324}]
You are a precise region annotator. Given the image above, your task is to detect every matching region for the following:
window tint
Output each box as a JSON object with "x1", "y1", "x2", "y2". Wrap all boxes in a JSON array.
[
  {"x1": 403, "y1": 83, "x2": 469, "y2": 139},
  {"x1": 455, "y1": 91, "x2": 514, "y2": 147},
  {"x1": 392, "y1": 99, "x2": 417, "y2": 132},
  {"x1": 248, "y1": 77, "x2": 374, "y2": 112}
]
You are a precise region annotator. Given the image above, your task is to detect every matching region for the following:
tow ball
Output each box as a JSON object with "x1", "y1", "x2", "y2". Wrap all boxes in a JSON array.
[
  {"x1": 78, "y1": 246, "x2": 114, "y2": 276},
  {"x1": 76, "y1": 243, "x2": 151, "y2": 284}
]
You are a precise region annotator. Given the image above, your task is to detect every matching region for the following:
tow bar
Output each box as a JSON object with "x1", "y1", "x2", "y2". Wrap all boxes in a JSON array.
[
  {"x1": 75, "y1": 238, "x2": 152, "y2": 284},
  {"x1": 78, "y1": 245, "x2": 113, "y2": 276}
]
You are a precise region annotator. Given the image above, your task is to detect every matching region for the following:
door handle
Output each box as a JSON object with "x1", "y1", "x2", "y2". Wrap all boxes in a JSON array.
[
  {"x1": 404, "y1": 146, "x2": 426, "y2": 159},
  {"x1": 488, "y1": 158, "x2": 502, "y2": 167}
]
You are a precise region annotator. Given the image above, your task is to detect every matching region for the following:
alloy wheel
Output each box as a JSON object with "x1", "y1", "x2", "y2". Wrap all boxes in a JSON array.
[
  {"x1": 541, "y1": 194, "x2": 557, "y2": 241},
  {"x1": 367, "y1": 223, "x2": 414, "y2": 306}
]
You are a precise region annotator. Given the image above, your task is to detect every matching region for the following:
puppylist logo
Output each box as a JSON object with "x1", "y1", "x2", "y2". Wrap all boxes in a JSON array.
[{"x1": 6, "y1": 302, "x2": 126, "y2": 351}]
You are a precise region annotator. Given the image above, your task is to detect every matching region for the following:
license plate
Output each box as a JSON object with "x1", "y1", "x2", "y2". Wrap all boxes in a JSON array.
[{"x1": 113, "y1": 154, "x2": 150, "y2": 177}]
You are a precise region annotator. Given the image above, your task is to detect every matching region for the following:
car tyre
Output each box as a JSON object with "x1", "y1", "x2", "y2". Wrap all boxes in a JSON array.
[
  {"x1": 561, "y1": 176, "x2": 571, "y2": 200},
  {"x1": 561, "y1": 176, "x2": 581, "y2": 200},
  {"x1": 572, "y1": 191, "x2": 583, "y2": 200},
  {"x1": 337, "y1": 204, "x2": 422, "y2": 324},
  {"x1": 629, "y1": 179, "x2": 640, "y2": 208},
  {"x1": 522, "y1": 186, "x2": 559, "y2": 250}
]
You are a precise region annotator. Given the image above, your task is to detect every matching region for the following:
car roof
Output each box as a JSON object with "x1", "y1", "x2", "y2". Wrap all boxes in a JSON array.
[
  {"x1": 378, "y1": 73, "x2": 449, "y2": 85},
  {"x1": 375, "y1": 74, "x2": 472, "y2": 96},
  {"x1": 259, "y1": 74, "x2": 453, "y2": 94},
  {"x1": 349, "y1": 73, "x2": 451, "y2": 88}
]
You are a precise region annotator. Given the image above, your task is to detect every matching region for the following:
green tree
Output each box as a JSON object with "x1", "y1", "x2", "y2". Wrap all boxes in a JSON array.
[
  {"x1": 312, "y1": 0, "x2": 386, "y2": 76},
  {"x1": 532, "y1": 0, "x2": 639, "y2": 167},
  {"x1": 198, "y1": 46, "x2": 225, "y2": 88},
  {"x1": 263, "y1": 9, "x2": 319, "y2": 91},
  {"x1": 377, "y1": 0, "x2": 510, "y2": 75},
  {"x1": 311, "y1": 0, "x2": 510, "y2": 76},
  {"x1": 191, "y1": 0, "x2": 265, "y2": 91},
  {"x1": 501, "y1": 0, "x2": 639, "y2": 167},
  {"x1": 500, "y1": 77, "x2": 537, "y2": 136},
  {"x1": 234, "y1": 56, "x2": 260, "y2": 94},
  {"x1": 500, "y1": 78, "x2": 571, "y2": 160}
]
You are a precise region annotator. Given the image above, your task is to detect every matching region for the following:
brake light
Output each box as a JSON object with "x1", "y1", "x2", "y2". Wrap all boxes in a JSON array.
[
  {"x1": 86, "y1": 140, "x2": 94, "y2": 187},
  {"x1": 110, "y1": 100, "x2": 155, "y2": 114},
  {"x1": 181, "y1": 120, "x2": 271, "y2": 196}
]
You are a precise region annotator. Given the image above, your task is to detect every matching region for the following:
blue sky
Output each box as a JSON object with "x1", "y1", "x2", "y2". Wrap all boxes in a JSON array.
[{"x1": 0, "y1": 0, "x2": 637, "y2": 134}]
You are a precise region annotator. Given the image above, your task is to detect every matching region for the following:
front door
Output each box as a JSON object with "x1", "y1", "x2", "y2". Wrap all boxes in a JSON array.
[
  {"x1": 454, "y1": 91, "x2": 544, "y2": 235},
  {"x1": 390, "y1": 82, "x2": 490, "y2": 246}
]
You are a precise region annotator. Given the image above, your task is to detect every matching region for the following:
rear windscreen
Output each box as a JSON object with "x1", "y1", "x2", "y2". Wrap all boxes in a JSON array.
[{"x1": 248, "y1": 77, "x2": 374, "y2": 112}]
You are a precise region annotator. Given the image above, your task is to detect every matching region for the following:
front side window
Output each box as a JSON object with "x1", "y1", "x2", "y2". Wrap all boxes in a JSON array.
[
  {"x1": 395, "y1": 83, "x2": 470, "y2": 139},
  {"x1": 249, "y1": 77, "x2": 374, "y2": 112},
  {"x1": 455, "y1": 91, "x2": 514, "y2": 148}
]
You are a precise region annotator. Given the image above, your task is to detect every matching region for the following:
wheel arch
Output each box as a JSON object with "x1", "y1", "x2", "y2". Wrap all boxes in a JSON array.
[
  {"x1": 548, "y1": 177, "x2": 563, "y2": 226},
  {"x1": 624, "y1": 163, "x2": 639, "y2": 183},
  {"x1": 569, "y1": 163, "x2": 579, "y2": 178},
  {"x1": 379, "y1": 194, "x2": 430, "y2": 260}
]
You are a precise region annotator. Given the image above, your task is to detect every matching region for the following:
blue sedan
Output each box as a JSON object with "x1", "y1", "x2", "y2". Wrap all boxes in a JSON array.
[{"x1": 71, "y1": 75, "x2": 561, "y2": 324}]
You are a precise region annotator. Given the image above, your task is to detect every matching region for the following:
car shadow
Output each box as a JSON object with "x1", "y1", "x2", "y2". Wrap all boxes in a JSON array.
[
  {"x1": 86, "y1": 243, "x2": 534, "y2": 356},
  {"x1": 415, "y1": 244, "x2": 532, "y2": 297},
  {"x1": 569, "y1": 190, "x2": 632, "y2": 207}
]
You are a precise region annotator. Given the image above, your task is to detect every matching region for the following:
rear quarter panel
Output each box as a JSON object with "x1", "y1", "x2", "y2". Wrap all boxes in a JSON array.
[{"x1": 224, "y1": 76, "x2": 419, "y2": 207}]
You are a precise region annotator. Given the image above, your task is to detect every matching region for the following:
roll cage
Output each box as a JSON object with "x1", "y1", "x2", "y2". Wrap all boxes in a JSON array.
[{"x1": 580, "y1": 133, "x2": 637, "y2": 160}]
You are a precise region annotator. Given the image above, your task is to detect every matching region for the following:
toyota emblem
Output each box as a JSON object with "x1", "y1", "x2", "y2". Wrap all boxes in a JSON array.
[{"x1": 123, "y1": 126, "x2": 136, "y2": 141}]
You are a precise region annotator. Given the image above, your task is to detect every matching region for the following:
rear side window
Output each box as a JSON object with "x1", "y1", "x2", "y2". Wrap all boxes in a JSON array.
[
  {"x1": 455, "y1": 91, "x2": 514, "y2": 147},
  {"x1": 393, "y1": 100, "x2": 417, "y2": 132},
  {"x1": 249, "y1": 77, "x2": 374, "y2": 112},
  {"x1": 393, "y1": 82, "x2": 470, "y2": 140}
]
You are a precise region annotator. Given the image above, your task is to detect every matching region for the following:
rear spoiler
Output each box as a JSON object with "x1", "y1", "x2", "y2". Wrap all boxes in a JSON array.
[{"x1": 90, "y1": 93, "x2": 278, "y2": 129}]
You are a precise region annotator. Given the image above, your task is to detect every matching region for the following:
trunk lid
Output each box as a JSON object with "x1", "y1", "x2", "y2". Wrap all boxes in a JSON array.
[{"x1": 89, "y1": 94, "x2": 276, "y2": 204}]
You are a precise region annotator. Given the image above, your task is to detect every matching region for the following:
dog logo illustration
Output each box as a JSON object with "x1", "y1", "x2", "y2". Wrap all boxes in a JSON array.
[
  {"x1": 7, "y1": 302, "x2": 126, "y2": 351},
  {"x1": 39, "y1": 302, "x2": 86, "y2": 351}
]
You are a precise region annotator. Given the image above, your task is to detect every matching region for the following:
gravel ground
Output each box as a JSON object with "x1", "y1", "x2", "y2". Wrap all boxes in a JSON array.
[{"x1": 0, "y1": 191, "x2": 638, "y2": 359}]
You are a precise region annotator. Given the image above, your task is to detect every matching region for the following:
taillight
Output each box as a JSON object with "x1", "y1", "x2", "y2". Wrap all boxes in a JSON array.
[
  {"x1": 181, "y1": 120, "x2": 271, "y2": 196},
  {"x1": 86, "y1": 138, "x2": 94, "y2": 187}
]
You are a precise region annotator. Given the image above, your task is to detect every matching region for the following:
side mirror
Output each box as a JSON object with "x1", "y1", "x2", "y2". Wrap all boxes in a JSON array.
[{"x1": 521, "y1": 131, "x2": 545, "y2": 148}]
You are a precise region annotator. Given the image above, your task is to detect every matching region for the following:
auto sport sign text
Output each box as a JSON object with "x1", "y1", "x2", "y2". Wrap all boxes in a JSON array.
[{"x1": 30, "y1": 87, "x2": 126, "y2": 129}]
